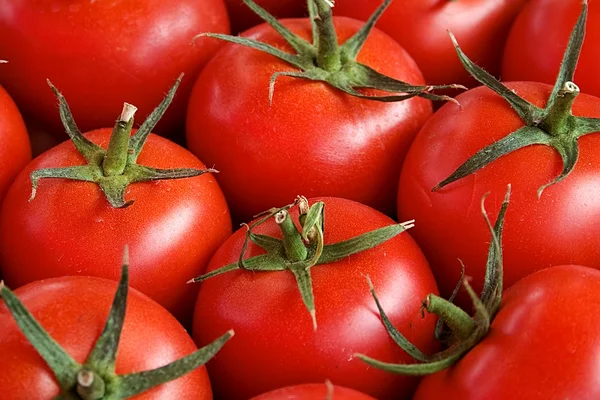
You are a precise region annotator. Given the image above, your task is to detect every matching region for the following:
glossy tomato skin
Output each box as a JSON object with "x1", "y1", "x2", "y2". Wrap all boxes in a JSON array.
[
  {"x1": 226, "y1": 0, "x2": 307, "y2": 34},
  {"x1": 0, "y1": 85, "x2": 31, "y2": 201},
  {"x1": 193, "y1": 197, "x2": 439, "y2": 400},
  {"x1": 0, "y1": 0, "x2": 229, "y2": 138},
  {"x1": 413, "y1": 265, "x2": 600, "y2": 399},
  {"x1": 0, "y1": 129, "x2": 232, "y2": 326},
  {"x1": 186, "y1": 17, "x2": 432, "y2": 223},
  {"x1": 334, "y1": 0, "x2": 528, "y2": 87},
  {"x1": 0, "y1": 276, "x2": 212, "y2": 400},
  {"x1": 250, "y1": 383, "x2": 376, "y2": 400},
  {"x1": 398, "y1": 82, "x2": 600, "y2": 306},
  {"x1": 502, "y1": 0, "x2": 600, "y2": 98}
]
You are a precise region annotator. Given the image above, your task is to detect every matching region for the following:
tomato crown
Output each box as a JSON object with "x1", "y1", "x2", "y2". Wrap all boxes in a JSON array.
[
  {"x1": 0, "y1": 247, "x2": 234, "y2": 400},
  {"x1": 28, "y1": 75, "x2": 216, "y2": 208},
  {"x1": 356, "y1": 186, "x2": 511, "y2": 375},
  {"x1": 435, "y1": 0, "x2": 600, "y2": 197},
  {"x1": 189, "y1": 195, "x2": 415, "y2": 331},
  {"x1": 194, "y1": 0, "x2": 464, "y2": 104}
]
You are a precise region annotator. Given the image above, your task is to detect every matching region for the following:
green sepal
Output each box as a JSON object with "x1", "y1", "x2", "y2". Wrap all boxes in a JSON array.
[
  {"x1": 84, "y1": 250, "x2": 130, "y2": 375},
  {"x1": 433, "y1": 126, "x2": 551, "y2": 191},
  {"x1": 318, "y1": 220, "x2": 414, "y2": 265},
  {"x1": 365, "y1": 275, "x2": 431, "y2": 363},
  {"x1": 301, "y1": 201, "x2": 325, "y2": 242},
  {"x1": 0, "y1": 283, "x2": 81, "y2": 390},
  {"x1": 188, "y1": 253, "x2": 289, "y2": 283},
  {"x1": 437, "y1": 2, "x2": 600, "y2": 194},
  {"x1": 114, "y1": 330, "x2": 234, "y2": 399},
  {"x1": 29, "y1": 77, "x2": 216, "y2": 208},
  {"x1": 290, "y1": 264, "x2": 317, "y2": 331}
]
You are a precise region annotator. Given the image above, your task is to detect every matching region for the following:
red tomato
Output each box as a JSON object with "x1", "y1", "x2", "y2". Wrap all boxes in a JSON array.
[
  {"x1": 193, "y1": 197, "x2": 439, "y2": 400},
  {"x1": 0, "y1": 0, "x2": 229, "y2": 138},
  {"x1": 413, "y1": 265, "x2": 600, "y2": 399},
  {"x1": 186, "y1": 17, "x2": 431, "y2": 222},
  {"x1": 0, "y1": 275, "x2": 212, "y2": 399},
  {"x1": 398, "y1": 82, "x2": 600, "y2": 306},
  {"x1": 0, "y1": 129, "x2": 232, "y2": 326},
  {"x1": 250, "y1": 382, "x2": 376, "y2": 400},
  {"x1": 226, "y1": 0, "x2": 307, "y2": 34},
  {"x1": 334, "y1": 0, "x2": 528, "y2": 87},
  {"x1": 502, "y1": 0, "x2": 600, "y2": 98},
  {"x1": 0, "y1": 84, "x2": 31, "y2": 201}
]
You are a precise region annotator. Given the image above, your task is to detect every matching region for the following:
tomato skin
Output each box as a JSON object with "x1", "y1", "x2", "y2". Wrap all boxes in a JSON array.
[
  {"x1": 250, "y1": 383, "x2": 376, "y2": 400},
  {"x1": 413, "y1": 265, "x2": 600, "y2": 399},
  {"x1": 502, "y1": 0, "x2": 600, "y2": 98},
  {"x1": 334, "y1": 0, "x2": 528, "y2": 87},
  {"x1": 397, "y1": 82, "x2": 600, "y2": 306},
  {"x1": 0, "y1": 85, "x2": 31, "y2": 202},
  {"x1": 0, "y1": 0, "x2": 229, "y2": 138},
  {"x1": 226, "y1": 0, "x2": 307, "y2": 34},
  {"x1": 186, "y1": 17, "x2": 432, "y2": 222},
  {"x1": 193, "y1": 197, "x2": 439, "y2": 400},
  {"x1": 0, "y1": 276, "x2": 212, "y2": 400},
  {"x1": 0, "y1": 129, "x2": 232, "y2": 326}
]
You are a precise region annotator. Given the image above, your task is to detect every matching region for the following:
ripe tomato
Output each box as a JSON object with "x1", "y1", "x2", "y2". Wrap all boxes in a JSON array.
[
  {"x1": 226, "y1": 0, "x2": 307, "y2": 34},
  {"x1": 398, "y1": 82, "x2": 600, "y2": 305},
  {"x1": 0, "y1": 84, "x2": 30, "y2": 201},
  {"x1": 0, "y1": 275, "x2": 213, "y2": 399},
  {"x1": 0, "y1": 129, "x2": 231, "y2": 326},
  {"x1": 186, "y1": 16, "x2": 431, "y2": 222},
  {"x1": 502, "y1": 0, "x2": 600, "y2": 98},
  {"x1": 250, "y1": 382, "x2": 376, "y2": 399},
  {"x1": 334, "y1": 0, "x2": 528, "y2": 87},
  {"x1": 413, "y1": 265, "x2": 600, "y2": 399},
  {"x1": 0, "y1": 0, "x2": 229, "y2": 138},
  {"x1": 193, "y1": 197, "x2": 439, "y2": 400}
]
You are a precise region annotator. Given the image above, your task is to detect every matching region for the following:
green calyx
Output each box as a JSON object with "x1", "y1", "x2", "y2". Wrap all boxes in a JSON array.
[
  {"x1": 0, "y1": 247, "x2": 234, "y2": 400},
  {"x1": 189, "y1": 196, "x2": 415, "y2": 331},
  {"x1": 29, "y1": 74, "x2": 217, "y2": 208},
  {"x1": 194, "y1": 0, "x2": 464, "y2": 104},
  {"x1": 355, "y1": 185, "x2": 511, "y2": 375},
  {"x1": 435, "y1": 1, "x2": 599, "y2": 197}
]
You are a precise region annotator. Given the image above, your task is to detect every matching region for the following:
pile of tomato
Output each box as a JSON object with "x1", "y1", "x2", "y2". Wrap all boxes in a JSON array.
[{"x1": 1, "y1": 0, "x2": 600, "y2": 399}]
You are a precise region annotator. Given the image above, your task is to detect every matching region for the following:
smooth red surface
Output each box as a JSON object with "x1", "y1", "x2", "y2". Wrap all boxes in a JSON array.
[
  {"x1": 503, "y1": 0, "x2": 600, "y2": 98},
  {"x1": 226, "y1": 0, "x2": 307, "y2": 33},
  {"x1": 398, "y1": 82, "x2": 600, "y2": 305},
  {"x1": 250, "y1": 382, "x2": 376, "y2": 400},
  {"x1": 0, "y1": 129, "x2": 232, "y2": 326},
  {"x1": 0, "y1": 0, "x2": 229, "y2": 138},
  {"x1": 0, "y1": 276, "x2": 212, "y2": 400},
  {"x1": 0, "y1": 85, "x2": 31, "y2": 201},
  {"x1": 186, "y1": 17, "x2": 432, "y2": 223},
  {"x1": 335, "y1": 0, "x2": 528, "y2": 87},
  {"x1": 193, "y1": 197, "x2": 439, "y2": 400},
  {"x1": 414, "y1": 265, "x2": 600, "y2": 399}
]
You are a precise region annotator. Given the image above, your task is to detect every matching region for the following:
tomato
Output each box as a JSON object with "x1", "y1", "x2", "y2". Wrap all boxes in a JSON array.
[
  {"x1": 0, "y1": 0, "x2": 229, "y2": 138},
  {"x1": 0, "y1": 84, "x2": 31, "y2": 202},
  {"x1": 397, "y1": 82, "x2": 600, "y2": 306},
  {"x1": 334, "y1": 0, "x2": 528, "y2": 87},
  {"x1": 193, "y1": 197, "x2": 439, "y2": 400},
  {"x1": 0, "y1": 275, "x2": 213, "y2": 399},
  {"x1": 0, "y1": 129, "x2": 232, "y2": 326},
  {"x1": 413, "y1": 265, "x2": 600, "y2": 399},
  {"x1": 226, "y1": 0, "x2": 307, "y2": 34},
  {"x1": 250, "y1": 382, "x2": 376, "y2": 400},
  {"x1": 502, "y1": 0, "x2": 600, "y2": 98},
  {"x1": 186, "y1": 16, "x2": 432, "y2": 222}
]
